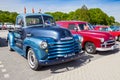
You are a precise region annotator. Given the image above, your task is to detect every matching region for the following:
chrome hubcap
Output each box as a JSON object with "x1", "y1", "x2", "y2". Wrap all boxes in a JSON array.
[
  {"x1": 28, "y1": 49, "x2": 36, "y2": 68},
  {"x1": 86, "y1": 45, "x2": 93, "y2": 52}
]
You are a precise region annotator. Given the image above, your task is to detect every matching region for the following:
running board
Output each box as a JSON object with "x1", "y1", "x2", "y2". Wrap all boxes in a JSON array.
[{"x1": 11, "y1": 46, "x2": 25, "y2": 56}]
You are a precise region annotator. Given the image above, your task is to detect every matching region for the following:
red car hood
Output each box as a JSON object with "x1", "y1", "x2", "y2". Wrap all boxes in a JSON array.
[{"x1": 74, "y1": 30, "x2": 114, "y2": 41}]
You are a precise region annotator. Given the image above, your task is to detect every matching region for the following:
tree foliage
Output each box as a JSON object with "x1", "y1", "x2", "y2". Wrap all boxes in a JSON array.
[
  {"x1": 45, "y1": 11, "x2": 69, "y2": 21},
  {"x1": 88, "y1": 8, "x2": 115, "y2": 25},
  {"x1": 0, "y1": 5, "x2": 119, "y2": 25},
  {"x1": 74, "y1": 5, "x2": 90, "y2": 22},
  {"x1": 0, "y1": 10, "x2": 18, "y2": 24},
  {"x1": 45, "y1": 5, "x2": 117, "y2": 25}
]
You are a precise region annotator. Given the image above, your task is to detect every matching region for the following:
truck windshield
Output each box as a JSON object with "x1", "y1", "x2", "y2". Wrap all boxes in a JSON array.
[
  {"x1": 43, "y1": 15, "x2": 56, "y2": 26},
  {"x1": 26, "y1": 15, "x2": 43, "y2": 26},
  {"x1": 26, "y1": 15, "x2": 55, "y2": 27}
]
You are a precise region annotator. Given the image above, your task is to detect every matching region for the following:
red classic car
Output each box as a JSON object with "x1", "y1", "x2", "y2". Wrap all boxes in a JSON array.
[
  {"x1": 95, "y1": 25, "x2": 120, "y2": 41},
  {"x1": 56, "y1": 21, "x2": 118, "y2": 54}
]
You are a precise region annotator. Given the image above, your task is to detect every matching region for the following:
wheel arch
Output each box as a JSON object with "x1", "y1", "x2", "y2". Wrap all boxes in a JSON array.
[
  {"x1": 82, "y1": 41, "x2": 95, "y2": 49},
  {"x1": 25, "y1": 46, "x2": 31, "y2": 59}
]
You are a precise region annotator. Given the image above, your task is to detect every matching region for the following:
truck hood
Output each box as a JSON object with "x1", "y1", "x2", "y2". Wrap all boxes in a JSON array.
[
  {"x1": 78, "y1": 30, "x2": 114, "y2": 41},
  {"x1": 25, "y1": 26, "x2": 73, "y2": 40}
]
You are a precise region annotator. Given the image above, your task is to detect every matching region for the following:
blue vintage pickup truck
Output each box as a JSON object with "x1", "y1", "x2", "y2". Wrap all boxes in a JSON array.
[{"x1": 7, "y1": 13, "x2": 84, "y2": 70}]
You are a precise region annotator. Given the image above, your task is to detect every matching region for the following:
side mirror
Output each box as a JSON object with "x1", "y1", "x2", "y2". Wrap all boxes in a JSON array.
[
  {"x1": 74, "y1": 27, "x2": 78, "y2": 32},
  {"x1": 26, "y1": 33, "x2": 32, "y2": 37},
  {"x1": 45, "y1": 21, "x2": 52, "y2": 27},
  {"x1": 99, "y1": 28, "x2": 102, "y2": 31}
]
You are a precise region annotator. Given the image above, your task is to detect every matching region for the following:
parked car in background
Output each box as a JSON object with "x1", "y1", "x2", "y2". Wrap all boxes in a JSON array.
[
  {"x1": 110, "y1": 26, "x2": 120, "y2": 31},
  {"x1": 95, "y1": 25, "x2": 120, "y2": 41},
  {"x1": 4, "y1": 22, "x2": 14, "y2": 29},
  {"x1": 0, "y1": 22, "x2": 3, "y2": 30},
  {"x1": 7, "y1": 13, "x2": 84, "y2": 70},
  {"x1": 56, "y1": 21, "x2": 118, "y2": 54}
]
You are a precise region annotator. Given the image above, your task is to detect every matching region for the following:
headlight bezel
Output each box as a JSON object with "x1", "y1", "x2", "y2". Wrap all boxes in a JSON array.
[
  {"x1": 115, "y1": 36, "x2": 118, "y2": 40},
  {"x1": 78, "y1": 36, "x2": 83, "y2": 42},
  {"x1": 40, "y1": 41, "x2": 48, "y2": 49},
  {"x1": 100, "y1": 38, "x2": 104, "y2": 43}
]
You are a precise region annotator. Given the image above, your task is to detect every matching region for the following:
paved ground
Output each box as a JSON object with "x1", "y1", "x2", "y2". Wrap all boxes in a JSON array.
[
  {"x1": 43, "y1": 50, "x2": 120, "y2": 80},
  {"x1": 0, "y1": 30, "x2": 120, "y2": 80}
]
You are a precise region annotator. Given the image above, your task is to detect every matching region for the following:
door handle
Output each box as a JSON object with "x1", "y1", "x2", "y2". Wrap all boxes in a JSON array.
[{"x1": 26, "y1": 33, "x2": 32, "y2": 37}]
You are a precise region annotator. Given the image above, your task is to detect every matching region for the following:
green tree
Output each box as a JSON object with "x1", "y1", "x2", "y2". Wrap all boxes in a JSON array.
[
  {"x1": 0, "y1": 10, "x2": 18, "y2": 24},
  {"x1": 74, "y1": 5, "x2": 90, "y2": 22},
  {"x1": 45, "y1": 12, "x2": 68, "y2": 21},
  {"x1": 67, "y1": 11, "x2": 76, "y2": 20},
  {"x1": 108, "y1": 16, "x2": 115, "y2": 25},
  {"x1": 88, "y1": 8, "x2": 114, "y2": 25}
]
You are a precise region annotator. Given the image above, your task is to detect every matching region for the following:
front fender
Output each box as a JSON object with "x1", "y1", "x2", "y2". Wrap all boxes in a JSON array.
[
  {"x1": 23, "y1": 37, "x2": 52, "y2": 60},
  {"x1": 82, "y1": 36, "x2": 101, "y2": 48}
]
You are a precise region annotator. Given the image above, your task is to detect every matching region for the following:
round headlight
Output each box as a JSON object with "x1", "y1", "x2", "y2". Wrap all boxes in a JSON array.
[
  {"x1": 100, "y1": 38, "x2": 104, "y2": 42},
  {"x1": 80, "y1": 36, "x2": 83, "y2": 42},
  {"x1": 40, "y1": 41, "x2": 48, "y2": 49},
  {"x1": 78, "y1": 36, "x2": 83, "y2": 42},
  {"x1": 115, "y1": 36, "x2": 118, "y2": 40}
]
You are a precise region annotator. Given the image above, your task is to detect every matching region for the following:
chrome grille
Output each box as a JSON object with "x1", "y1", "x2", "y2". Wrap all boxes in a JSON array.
[
  {"x1": 47, "y1": 39, "x2": 80, "y2": 60},
  {"x1": 101, "y1": 40, "x2": 115, "y2": 47},
  {"x1": 106, "y1": 40, "x2": 115, "y2": 44}
]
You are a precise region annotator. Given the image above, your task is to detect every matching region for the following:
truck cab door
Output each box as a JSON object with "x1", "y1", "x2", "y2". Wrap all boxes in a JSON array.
[
  {"x1": 14, "y1": 17, "x2": 24, "y2": 49},
  {"x1": 14, "y1": 29, "x2": 23, "y2": 49}
]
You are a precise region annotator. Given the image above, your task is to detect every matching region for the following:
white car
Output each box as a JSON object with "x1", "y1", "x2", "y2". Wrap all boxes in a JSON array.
[{"x1": 4, "y1": 22, "x2": 14, "y2": 29}]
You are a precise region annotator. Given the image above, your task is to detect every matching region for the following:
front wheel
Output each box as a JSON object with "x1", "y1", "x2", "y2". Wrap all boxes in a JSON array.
[
  {"x1": 27, "y1": 48, "x2": 41, "y2": 70},
  {"x1": 85, "y1": 42, "x2": 96, "y2": 54}
]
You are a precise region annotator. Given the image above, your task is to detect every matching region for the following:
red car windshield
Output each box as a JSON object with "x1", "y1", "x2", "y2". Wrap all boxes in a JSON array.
[{"x1": 78, "y1": 23, "x2": 94, "y2": 30}]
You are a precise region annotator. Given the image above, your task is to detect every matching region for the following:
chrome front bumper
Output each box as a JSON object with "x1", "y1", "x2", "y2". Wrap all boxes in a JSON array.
[
  {"x1": 96, "y1": 44, "x2": 119, "y2": 51},
  {"x1": 38, "y1": 51, "x2": 84, "y2": 66}
]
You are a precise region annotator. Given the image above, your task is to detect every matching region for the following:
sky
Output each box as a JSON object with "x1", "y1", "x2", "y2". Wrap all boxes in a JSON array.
[{"x1": 0, "y1": 0, "x2": 120, "y2": 22}]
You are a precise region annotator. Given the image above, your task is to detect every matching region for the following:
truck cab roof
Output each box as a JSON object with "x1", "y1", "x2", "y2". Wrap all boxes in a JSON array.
[
  {"x1": 16, "y1": 13, "x2": 55, "y2": 28},
  {"x1": 17, "y1": 13, "x2": 52, "y2": 17}
]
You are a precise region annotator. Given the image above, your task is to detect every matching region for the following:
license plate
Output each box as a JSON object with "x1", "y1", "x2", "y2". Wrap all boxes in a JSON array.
[
  {"x1": 64, "y1": 53, "x2": 75, "y2": 58},
  {"x1": 67, "y1": 54, "x2": 73, "y2": 57}
]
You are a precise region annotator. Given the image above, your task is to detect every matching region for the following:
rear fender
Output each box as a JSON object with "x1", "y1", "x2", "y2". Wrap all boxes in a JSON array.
[{"x1": 8, "y1": 32, "x2": 15, "y2": 46}]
